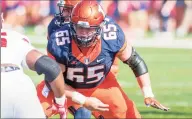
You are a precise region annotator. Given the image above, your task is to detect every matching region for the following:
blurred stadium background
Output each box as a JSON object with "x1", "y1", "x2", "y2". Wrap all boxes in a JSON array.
[{"x1": 2, "y1": 0, "x2": 192, "y2": 118}]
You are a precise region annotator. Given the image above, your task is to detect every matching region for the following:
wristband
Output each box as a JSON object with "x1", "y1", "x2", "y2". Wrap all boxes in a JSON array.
[
  {"x1": 55, "y1": 94, "x2": 66, "y2": 106},
  {"x1": 142, "y1": 86, "x2": 154, "y2": 98},
  {"x1": 72, "y1": 92, "x2": 87, "y2": 105}
]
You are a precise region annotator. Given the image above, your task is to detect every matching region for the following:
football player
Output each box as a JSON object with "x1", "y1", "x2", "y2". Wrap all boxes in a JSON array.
[
  {"x1": 38, "y1": 1, "x2": 170, "y2": 118},
  {"x1": 1, "y1": 14, "x2": 66, "y2": 118}
]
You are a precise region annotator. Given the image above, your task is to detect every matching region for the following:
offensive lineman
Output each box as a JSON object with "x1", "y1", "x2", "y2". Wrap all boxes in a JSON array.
[{"x1": 44, "y1": 1, "x2": 169, "y2": 118}]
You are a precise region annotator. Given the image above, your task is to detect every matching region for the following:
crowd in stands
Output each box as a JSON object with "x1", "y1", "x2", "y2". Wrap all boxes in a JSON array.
[{"x1": 2, "y1": 0, "x2": 192, "y2": 38}]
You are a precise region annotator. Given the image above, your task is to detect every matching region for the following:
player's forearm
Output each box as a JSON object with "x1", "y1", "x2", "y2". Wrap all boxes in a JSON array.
[
  {"x1": 64, "y1": 84, "x2": 87, "y2": 105},
  {"x1": 49, "y1": 72, "x2": 65, "y2": 98},
  {"x1": 27, "y1": 50, "x2": 66, "y2": 105},
  {"x1": 49, "y1": 72, "x2": 66, "y2": 105},
  {"x1": 64, "y1": 84, "x2": 75, "y2": 99},
  {"x1": 136, "y1": 73, "x2": 154, "y2": 98}
]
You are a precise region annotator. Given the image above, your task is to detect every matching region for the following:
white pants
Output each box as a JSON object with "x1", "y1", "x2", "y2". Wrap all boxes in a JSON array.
[{"x1": 1, "y1": 70, "x2": 45, "y2": 118}]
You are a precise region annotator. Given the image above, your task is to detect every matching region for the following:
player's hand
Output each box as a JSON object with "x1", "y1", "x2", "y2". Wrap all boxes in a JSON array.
[
  {"x1": 83, "y1": 97, "x2": 109, "y2": 112},
  {"x1": 144, "y1": 97, "x2": 170, "y2": 111},
  {"x1": 46, "y1": 100, "x2": 67, "y2": 119}
]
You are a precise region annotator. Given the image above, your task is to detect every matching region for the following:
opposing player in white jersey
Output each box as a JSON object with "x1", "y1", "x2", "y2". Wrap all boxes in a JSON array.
[{"x1": 1, "y1": 13, "x2": 67, "y2": 118}]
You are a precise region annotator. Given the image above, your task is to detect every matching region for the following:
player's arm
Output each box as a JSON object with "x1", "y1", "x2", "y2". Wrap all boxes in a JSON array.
[
  {"x1": 18, "y1": 34, "x2": 65, "y2": 102},
  {"x1": 26, "y1": 50, "x2": 67, "y2": 118},
  {"x1": 26, "y1": 50, "x2": 65, "y2": 103},
  {"x1": 117, "y1": 40, "x2": 169, "y2": 111}
]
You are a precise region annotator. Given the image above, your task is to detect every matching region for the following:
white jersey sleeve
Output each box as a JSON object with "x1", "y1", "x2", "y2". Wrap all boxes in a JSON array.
[
  {"x1": 19, "y1": 34, "x2": 35, "y2": 69},
  {"x1": 1, "y1": 29, "x2": 35, "y2": 70}
]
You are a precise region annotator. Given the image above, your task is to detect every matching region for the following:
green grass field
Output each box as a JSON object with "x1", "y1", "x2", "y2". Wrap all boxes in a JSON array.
[{"x1": 25, "y1": 42, "x2": 192, "y2": 118}]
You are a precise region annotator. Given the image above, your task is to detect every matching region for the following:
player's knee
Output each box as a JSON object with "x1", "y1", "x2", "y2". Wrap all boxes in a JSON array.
[
  {"x1": 108, "y1": 98, "x2": 127, "y2": 117},
  {"x1": 112, "y1": 102, "x2": 127, "y2": 117},
  {"x1": 106, "y1": 90, "x2": 128, "y2": 117},
  {"x1": 74, "y1": 107, "x2": 91, "y2": 118}
]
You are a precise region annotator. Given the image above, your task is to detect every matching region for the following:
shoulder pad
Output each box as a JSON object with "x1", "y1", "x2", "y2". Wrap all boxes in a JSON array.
[
  {"x1": 47, "y1": 26, "x2": 72, "y2": 65},
  {"x1": 104, "y1": 16, "x2": 116, "y2": 23},
  {"x1": 47, "y1": 17, "x2": 61, "y2": 37},
  {"x1": 101, "y1": 19, "x2": 125, "y2": 53}
]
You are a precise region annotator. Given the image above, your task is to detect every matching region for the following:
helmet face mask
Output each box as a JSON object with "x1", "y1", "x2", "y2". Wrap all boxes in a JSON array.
[{"x1": 72, "y1": 23, "x2": 101, "y2": 47}]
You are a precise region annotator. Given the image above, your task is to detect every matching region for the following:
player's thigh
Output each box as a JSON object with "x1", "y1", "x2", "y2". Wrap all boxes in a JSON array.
[
  {"x1": 36, "y1": 80, "x2": 53, "y2": 104},
  {"x1": 92, "y1": 86, "x2": 127, "y2": 118},
  {"x1": 91, "y1": 73, "x2": 140, "y2": 118},
  {"x1": 36, "y1": 80, "x2": 55, "y2": 117}
]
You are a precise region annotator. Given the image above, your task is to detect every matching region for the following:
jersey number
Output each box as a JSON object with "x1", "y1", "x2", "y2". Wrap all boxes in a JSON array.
[
  {"x1": 103, "y1": 24, "x2": 117, "y2": 40},
  {"x1": 67, "y1": 65, "x2": 104, "y2": 84},
  {"x1": 1, "y1": 32, "x2": 7, "y2": 47},
  {"x1": 55, "y1": 30, "x2": 70, "y2": 46}
]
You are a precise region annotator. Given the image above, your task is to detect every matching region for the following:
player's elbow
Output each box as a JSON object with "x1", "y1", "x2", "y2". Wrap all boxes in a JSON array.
[
  {"x1": 35, "y1": 55, "x2": 61, "y2": 82},
  {"x1": 123, "y1": 47, "x2": 148, "y2": 77}
]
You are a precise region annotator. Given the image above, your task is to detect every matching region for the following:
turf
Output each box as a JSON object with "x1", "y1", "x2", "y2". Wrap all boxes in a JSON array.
[{"x1": 25, "y1": 46, "x2": 192, "y2": 118}]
